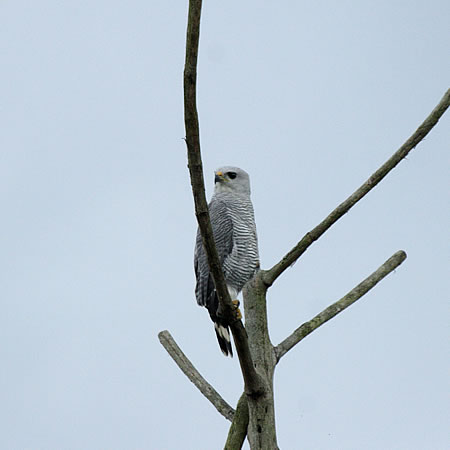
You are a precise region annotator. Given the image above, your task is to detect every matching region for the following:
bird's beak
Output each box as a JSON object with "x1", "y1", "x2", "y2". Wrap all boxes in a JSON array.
[{"x1": 215, "y1": 171, "x2": 224, "y2": 184}]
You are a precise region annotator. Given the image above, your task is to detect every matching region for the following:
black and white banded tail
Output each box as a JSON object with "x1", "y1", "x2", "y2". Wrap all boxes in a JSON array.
[{"x1": 214, "y1": 321, "x2": 233, "y2": 357}]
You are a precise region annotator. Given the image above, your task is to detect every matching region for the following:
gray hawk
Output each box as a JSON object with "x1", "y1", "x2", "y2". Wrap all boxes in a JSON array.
[{"x1": 194, "y1": 166, "x2": 259, "y2": 356}]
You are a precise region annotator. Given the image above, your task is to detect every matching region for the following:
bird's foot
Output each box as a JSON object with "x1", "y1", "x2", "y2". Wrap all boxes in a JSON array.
[{"x1": 232, "y1": 300, "x2": 242, "y2": 320}]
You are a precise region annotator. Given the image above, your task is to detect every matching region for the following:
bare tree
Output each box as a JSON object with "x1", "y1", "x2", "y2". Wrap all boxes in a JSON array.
[{"x1": 159, "y1": 1, "x2": 450, "y2": 448}]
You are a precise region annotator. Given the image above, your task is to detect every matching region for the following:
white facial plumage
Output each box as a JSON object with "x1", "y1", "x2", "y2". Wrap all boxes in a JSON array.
[{"x1": 214, "y1": 166, "x2": 251, "y2": 196}]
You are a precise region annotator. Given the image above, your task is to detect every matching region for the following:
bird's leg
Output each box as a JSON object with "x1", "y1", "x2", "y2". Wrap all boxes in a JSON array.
[{"x1": 232, "y1": 300, "x2": 242, "y2": 320}]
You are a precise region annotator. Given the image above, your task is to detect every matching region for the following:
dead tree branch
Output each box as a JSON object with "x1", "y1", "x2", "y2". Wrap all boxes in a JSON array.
[
  {"x1": 183, "y1": 0, "x2": 264, "y2": 397},
  {"x1": 158, "y1": 330, "x2": 235, "y2": 421},
  {"x1": 224, "y1": 393, "x2": 249, "y2": 449},
  {"x1": 263, "y1": 89, "x2": 450, "y2": 287},
  {"x1": 163, "y1": 0, "x2": 449, "y2": 446},
  {"x1": 275, "y1": 250, "x2": 407, "y2": 361}
]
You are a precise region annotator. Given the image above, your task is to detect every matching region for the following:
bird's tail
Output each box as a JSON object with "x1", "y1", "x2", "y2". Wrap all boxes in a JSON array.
[{"x1": 214, "y1": 322, "x2": 233, "y2": 357}]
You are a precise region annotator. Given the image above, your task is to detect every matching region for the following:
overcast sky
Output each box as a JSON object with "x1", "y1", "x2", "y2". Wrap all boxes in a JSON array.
[{"x1": 1, "y1": 1, "x2": 449, "y2": 449}]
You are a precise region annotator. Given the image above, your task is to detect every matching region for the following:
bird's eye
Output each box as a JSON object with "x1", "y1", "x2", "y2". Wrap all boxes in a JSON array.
[{"x1": 227, "y1": 172, "x2": 237, "y2": 179}]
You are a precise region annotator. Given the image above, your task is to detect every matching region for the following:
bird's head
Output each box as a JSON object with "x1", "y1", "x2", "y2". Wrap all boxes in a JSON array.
[{"x1": 214, "y1": 166, "x2": 251, "y2": 195}]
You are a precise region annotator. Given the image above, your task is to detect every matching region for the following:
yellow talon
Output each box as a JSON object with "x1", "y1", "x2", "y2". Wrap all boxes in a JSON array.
[{"x1": 232, "y1": 300, "x2": 242, "y2": 320}]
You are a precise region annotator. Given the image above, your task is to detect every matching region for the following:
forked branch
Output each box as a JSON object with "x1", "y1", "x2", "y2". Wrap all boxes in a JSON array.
[
  {"x1": 275, "y1": 250, "x2": 407, "y2": 361},
  {"x1": 263, "y1": 89, "x2": 450, "y2": 287}
]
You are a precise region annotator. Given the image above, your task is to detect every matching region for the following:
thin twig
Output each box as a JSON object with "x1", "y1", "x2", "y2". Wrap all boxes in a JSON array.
[
  {"x1": 275, "y1": 250, "x2": 407, "y2": 361},
  {"x1": 158, "y1": 330, "x2": 235, "y2": 421},
  {"x1": 183, "y1": 0, "x2": 264, "y2": 396},
  {"x1": 263, "y1": 89, "x2": 450, "y2": 287}
]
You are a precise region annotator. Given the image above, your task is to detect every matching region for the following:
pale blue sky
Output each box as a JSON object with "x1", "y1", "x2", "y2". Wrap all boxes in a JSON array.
[{"x1": 1, "y1": 1, "x2": 449, "y2": 449}]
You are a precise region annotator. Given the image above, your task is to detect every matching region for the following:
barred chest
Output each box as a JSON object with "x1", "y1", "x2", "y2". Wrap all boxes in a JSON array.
[{"x1": 223, "y1": 195, "x2": 259, "y2": 290}]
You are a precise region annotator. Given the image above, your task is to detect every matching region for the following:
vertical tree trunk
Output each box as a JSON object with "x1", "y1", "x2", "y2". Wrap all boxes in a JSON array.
[{"x1": 243, "y1": 272, "x2": 279, "y2": 449}]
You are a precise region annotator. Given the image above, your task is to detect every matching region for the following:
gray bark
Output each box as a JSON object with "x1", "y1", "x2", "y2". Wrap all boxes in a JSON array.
[
  {"x1": 158, "y1": 330, "x2": 235, "y2": 421},
  {"x1": 243, "y1": 275, "x2": 278, "y2": 449},
  {"x1": 224, "y1": 394, "x2": 248, "y2": 449}
]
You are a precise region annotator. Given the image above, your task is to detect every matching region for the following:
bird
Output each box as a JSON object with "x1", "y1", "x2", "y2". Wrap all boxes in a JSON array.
[{"x1": 194, "y1": 166, "x2": 259, "y2": 356}]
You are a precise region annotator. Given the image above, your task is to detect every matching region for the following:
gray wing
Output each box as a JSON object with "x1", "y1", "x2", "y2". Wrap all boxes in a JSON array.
[{"x1": 194, "y1": 197, "x2": 233, "y2": 308}]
